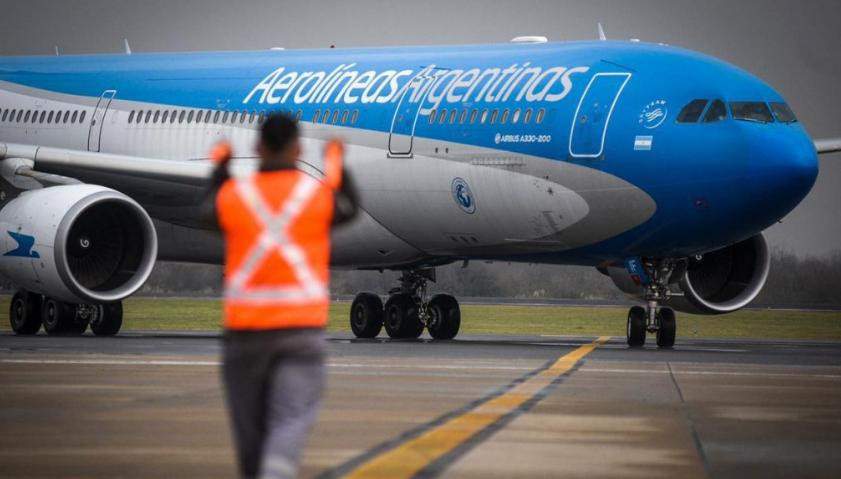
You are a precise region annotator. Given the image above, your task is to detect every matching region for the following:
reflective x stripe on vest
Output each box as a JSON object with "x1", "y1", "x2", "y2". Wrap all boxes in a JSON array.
[{"x1": 224, "y1": 173, "x2": 328, "y2": 304}]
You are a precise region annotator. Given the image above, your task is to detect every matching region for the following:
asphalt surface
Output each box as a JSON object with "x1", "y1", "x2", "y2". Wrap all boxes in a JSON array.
[{"x1": 1, "y1": 331, "x2": 840, "y2": 478}]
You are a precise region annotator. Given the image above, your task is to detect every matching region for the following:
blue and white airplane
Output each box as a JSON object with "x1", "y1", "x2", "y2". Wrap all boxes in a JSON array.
[{"x1": 1, "y1": 36, "x2": 838, "y2": 346}]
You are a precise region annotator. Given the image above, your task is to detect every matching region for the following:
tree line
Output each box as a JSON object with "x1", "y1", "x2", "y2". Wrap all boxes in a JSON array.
[{"x1": 131, "y1": 248, "x2": 841, "y2": 307}]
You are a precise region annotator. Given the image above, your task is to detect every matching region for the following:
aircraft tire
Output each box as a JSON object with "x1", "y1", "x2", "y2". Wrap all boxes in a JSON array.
[
  {"x1": 627, "y1": 306, "x2": 646, "y2": 348},
  {"x1": 656, "y1": 308, "x2": 676, "y2": 349},
  {"x1": 9, "y1": 290, "x2": 42, "y2": 335},
  {"x1": 427, "y1": 294, "x2": 460, "y2": 340},
  {"x1": 91, "y1": 302, "x2": 123, "y2": 336},
  {"x1": 42, "y1": 298, "x2": 80, "y2": 336},
  {"x1": 384, "y1": 294, "x2": 423, "y2": 339},
  {"x1": 350, "y1": 292, "x2": 384, "y2": 338}
]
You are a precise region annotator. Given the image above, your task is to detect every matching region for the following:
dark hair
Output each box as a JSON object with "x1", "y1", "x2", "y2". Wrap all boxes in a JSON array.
[{"x1": 261, "y1": 112, "x2": 298, "y2": 153}]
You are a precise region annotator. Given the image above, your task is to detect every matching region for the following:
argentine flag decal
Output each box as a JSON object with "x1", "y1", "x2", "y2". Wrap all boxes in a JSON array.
[{"x1": 634, "y1": 135, "x2": 653, "y2": 151}]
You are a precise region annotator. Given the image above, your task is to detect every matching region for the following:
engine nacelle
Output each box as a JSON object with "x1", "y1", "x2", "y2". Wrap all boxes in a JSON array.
[
  {"x1": 0, "y1": 185, "x2": 157, "y2": 304},
  {"x1": 606, "y1": 234, "x2": 770, "y2": 315}
]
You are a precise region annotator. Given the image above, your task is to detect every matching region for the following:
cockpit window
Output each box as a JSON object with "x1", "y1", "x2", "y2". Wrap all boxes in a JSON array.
[
  {"x1": 676, "y1": 99, "x2": 708, "y2": 123},
  {"x1": 730, "y1": 102, "x2": 774, "y2": 123},
  {"x1": 770, "y1": 102, "x2": 797, "y2": 123},
  {"x1": 703, "y1": 100, "x2": 727, "y2": 123}
]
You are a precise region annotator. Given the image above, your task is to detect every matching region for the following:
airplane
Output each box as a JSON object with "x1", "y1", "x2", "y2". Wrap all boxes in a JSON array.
[{"x1": 1, "y1": 36, "x2": 839, "y2": 347}]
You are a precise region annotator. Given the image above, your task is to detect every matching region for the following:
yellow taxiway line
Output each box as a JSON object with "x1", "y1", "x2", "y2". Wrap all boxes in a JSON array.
[{"x1": 344, "y1": 336, "x2": 610, "y2": 478}]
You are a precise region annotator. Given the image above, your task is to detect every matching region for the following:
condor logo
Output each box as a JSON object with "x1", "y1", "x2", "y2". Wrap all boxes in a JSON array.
[{"x1": 4, "y1": 231, "x2": 40, "y2": 258}]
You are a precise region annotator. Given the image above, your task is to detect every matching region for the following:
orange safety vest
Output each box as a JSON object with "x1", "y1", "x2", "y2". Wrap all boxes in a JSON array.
[{"x1": 217, "y1": 142, "x2": 343, "y2": 330}]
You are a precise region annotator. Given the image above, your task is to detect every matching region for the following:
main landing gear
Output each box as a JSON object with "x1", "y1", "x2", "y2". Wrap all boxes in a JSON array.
[
  {"x1": 626, "y1": 259, "x2": 677, "y2": 349},
  {"x1": 349, "y1": 269, "x2": 461, "y2": 340},
  {"x1": 9, "y1": 289, "x2": 123, "y2": 336}
]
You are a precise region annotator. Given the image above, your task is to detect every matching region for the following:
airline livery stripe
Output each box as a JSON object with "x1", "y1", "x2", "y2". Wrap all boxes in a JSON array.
[{"x1": 336, "y1": 336, "x2": 609, "y2": 479}]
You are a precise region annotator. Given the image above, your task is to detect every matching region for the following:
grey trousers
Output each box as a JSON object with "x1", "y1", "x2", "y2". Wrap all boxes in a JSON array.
[{"x1": 223, "y1": 328, "x2": 326, "y2": 479}]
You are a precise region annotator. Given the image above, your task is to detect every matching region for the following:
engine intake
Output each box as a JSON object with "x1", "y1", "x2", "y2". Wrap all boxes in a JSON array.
[
  {"x1": 675, "y1": 234, "x2": 770, "y2": 314},
  {"x1": 0, "y1": 185, "x2": 157, "y2": 304}
]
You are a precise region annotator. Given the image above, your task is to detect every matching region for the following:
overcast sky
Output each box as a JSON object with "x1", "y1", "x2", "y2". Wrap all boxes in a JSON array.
[{"x1": 1, "y1": 0, "x2": 839, "y2": 256}]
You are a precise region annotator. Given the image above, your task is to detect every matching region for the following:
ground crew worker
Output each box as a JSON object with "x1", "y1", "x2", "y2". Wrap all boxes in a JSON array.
[{"x1": 206, "y1": 113, "x2": 357, "y2": 479}]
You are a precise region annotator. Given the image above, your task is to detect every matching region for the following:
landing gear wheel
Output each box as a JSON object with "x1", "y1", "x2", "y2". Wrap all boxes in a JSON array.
[
  {"x1": 656, "y1": 307, "x2": 676, "y2": 349},
  {"x1": 427, "y1": 294, "x2": 460, "y2": 340},
  {"x1": 384, "y1": 294, "x2": 423, "y2": 339},
  {"x1": 627, "y1": 306, "x2": 646, "y2": 348},
  {"x1": 42, "y1": 298, "x2": 81, "y2": 336},
  {"x1": 90, "y1": 302, "x2": 123, "y2": 336},
  {"x1": 350, "y1": 293, "x2": 384, "y2": 338},
  {"x1": 9, "y1": 291, "x2": 42, "y2": 335}
]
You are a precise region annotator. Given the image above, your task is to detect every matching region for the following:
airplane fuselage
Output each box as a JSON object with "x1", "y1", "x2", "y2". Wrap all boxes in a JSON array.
[{"x1": 0, "y1": 41, "x2": 818, "y2": 270}]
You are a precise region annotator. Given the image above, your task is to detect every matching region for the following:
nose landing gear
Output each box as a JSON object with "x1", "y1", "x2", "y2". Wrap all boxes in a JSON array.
[
  {"x1": 349, "y1": 269, "x2": 461, "y2": 340},
  {"x1": 626, "y1": 259, "x2": 678, "y2": 349}
]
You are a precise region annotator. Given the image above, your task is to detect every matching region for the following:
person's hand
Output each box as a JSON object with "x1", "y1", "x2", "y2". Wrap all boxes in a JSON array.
[{"x1": 211, "y1": 141, "x2": 233, "y2": 165}]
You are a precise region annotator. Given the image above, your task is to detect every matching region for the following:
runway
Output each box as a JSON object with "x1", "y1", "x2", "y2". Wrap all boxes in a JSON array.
[{"x1": 1, "y1": 332, "x2": 840, "y2": 478}]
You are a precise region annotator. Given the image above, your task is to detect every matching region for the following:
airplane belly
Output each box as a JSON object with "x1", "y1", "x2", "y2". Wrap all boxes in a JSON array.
[{"x1": 355, "y1": 154, "x2": 591, "y2": 254}]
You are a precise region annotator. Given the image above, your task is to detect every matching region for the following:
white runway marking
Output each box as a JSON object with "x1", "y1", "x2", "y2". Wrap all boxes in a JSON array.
[{"x1": 0, "y1": 358, "x2": 535, "y2": 371}]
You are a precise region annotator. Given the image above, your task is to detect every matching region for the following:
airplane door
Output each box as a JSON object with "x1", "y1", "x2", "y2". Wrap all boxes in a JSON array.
[
  {"x1": 388, "y1": 68, "x2": 445, "y2": 157},
  {"x1": 569, "y1": 72, "x2": 631, "y2": 158},
  {"x1": 88, "y1": 89, "x2": 116, "y2": 152}
]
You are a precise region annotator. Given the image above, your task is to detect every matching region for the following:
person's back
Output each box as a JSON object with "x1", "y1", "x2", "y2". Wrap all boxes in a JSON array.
[{"x1": 209, "y1": 113, "x2": 356, "y2": 479}]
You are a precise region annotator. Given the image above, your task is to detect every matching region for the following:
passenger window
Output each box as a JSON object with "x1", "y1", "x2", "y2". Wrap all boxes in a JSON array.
[
  {"x1": 197, "y1": 110, "x2": 204, "y2": 123},
  {"x1": 459, "y1": 109, "x2": 468, "y2": 124},
  {"x1": 439, "y1": 109, "x2": 448, "y2": 125},
  {"x1": 63, "y1": 111, "x2": 69, "y2": 123},
  {"x1": 490, "y1": 109, "x2": 498, "y2": 124},
  {"x1": 16, "y1": 110, "x2": 23, "y2": 122},
  {"x1": 703, "y1": 100, "x2": 727, "y2": 123},
  {"x1": 24, "y1": 111, "x2": 31, "y2": 122},
  {"x1": 677, "y1": 99, "x2": 708, "y2": 123},
  {"x1": 176, "y1": 110, "x2": 184, "y2": 123},
  {"x1": 330, "y1": 110, "x2": 339, "y2": 124},
  {"x1": 161, "y1": 111, "x2": 169, "y2": 123},
  {"x1": 524, "y1": 108, "x2": 533, "y2": 124},
  {"x1": 153, "y1": 111, "x2": 160, "y2": 123},
  {"x1": 203, "y1": 110, "x2": 211, "y2": 123},
  {"x1": 135, "y1": 110, "x2": 142, "y2": 124},
  {"x1": 71, "y1": 111, "x2": 78, "y2": 123},
  {"x1": 319, "y1": 110, "x2": 328, "y2": 123},
  {"x1": 79, "y1": 111, "x2": 86, "y2": 123},
  {"x1": 469, "y1": 109, "x2": 478, "y2": 124},
  {"x1": 256, "y1": 111, "x2": 263, "y2": 124},
  {"x1": 501, "y1": 109, "x2": 510, "y2": 124},
  {"x1": 1, "y1": 109, "x2": 7, "y2": 122},
  {"x1": 730, "y1": 102, "x2": 774, "y2": 123},
  {"x1": 222, "y1": 111, "x2": 229, "y2": 123},
  {"x1": 536, "y1": 108, "x2": 546, "y2": 124},
  {"x1": 341, "y1": 110, "x2": 349, "y2": 124},
  {"x1": 128, "y1": 111, "x2": 135, "y2": 124},
  {"x1": 428, "y1": 109, "x2": 436, "y2": 124},
  {"x1": 146, "y1": 111, "x2": 153, "y2": 123},
  {"x1": 47, "y1": 111, "x2": 54, "y2": 123},
  {"x1": 54, "y1": 110, "x2": 61, "y2": 123},
  {"x1": 313, "y1": 109, "x2": 320, "y2": 122},
  {"x1": 186, "y1": 111, "x2": 195, "y2": 123},
  {"x1": 350, "y1": 110, "x2": 357, "y2": 124},
  {"x1": 480, "y1": 109, "x2": 488, "y2": 124},
  {"x1": 770, "y1": 102, "x2": 797, "y2": 123},
  {"x1": 38, "y1": 111, "x2": 45, "y2": 123},
  {"x1": 449, "y1": 109, "x2": 457, "y2": 124}
]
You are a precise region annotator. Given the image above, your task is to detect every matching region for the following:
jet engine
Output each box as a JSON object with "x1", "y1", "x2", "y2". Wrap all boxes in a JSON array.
[
  {"x1": 0, "y1": 185, "x2": 157, "y2": 304},
  {"x1": 607, "y1": 234, "x2": 770, "y2": 315}
]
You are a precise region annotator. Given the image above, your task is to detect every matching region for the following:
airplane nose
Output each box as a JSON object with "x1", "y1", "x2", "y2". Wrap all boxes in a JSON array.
[{"x1": 750, "y1": 127, "x2": 818, "y2": 219}]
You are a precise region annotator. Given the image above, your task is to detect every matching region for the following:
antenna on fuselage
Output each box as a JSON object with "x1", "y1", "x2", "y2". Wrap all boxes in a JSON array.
[
  {"x1": 54, "y1": 46, "x2": 60, "y2": 56},
  {"x1": 124, "y1": 39, "x2": 132, "y2": 55},
  {"x1": 597, "y1": 22, "x2": 607, "y2": 41}
]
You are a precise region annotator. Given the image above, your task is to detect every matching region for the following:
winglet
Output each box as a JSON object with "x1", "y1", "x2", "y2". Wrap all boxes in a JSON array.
[
  {"x1": 598, "y1": 22, "x2": 607, "y2": 41},
  {"x1": 815, "y1": 138, "x2": 841, "y2": 154},
  {"x1": 124, "y1": 38, "x2": 132, "y2": 55}
]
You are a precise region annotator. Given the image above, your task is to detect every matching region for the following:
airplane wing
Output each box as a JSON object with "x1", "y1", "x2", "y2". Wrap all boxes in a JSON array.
[
  {"x1": 815, "y1": 138, "x2": 841, "y2": 154},
  {"x1": 0, "y1": 142, "x2": 325, "y2": 227}
]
